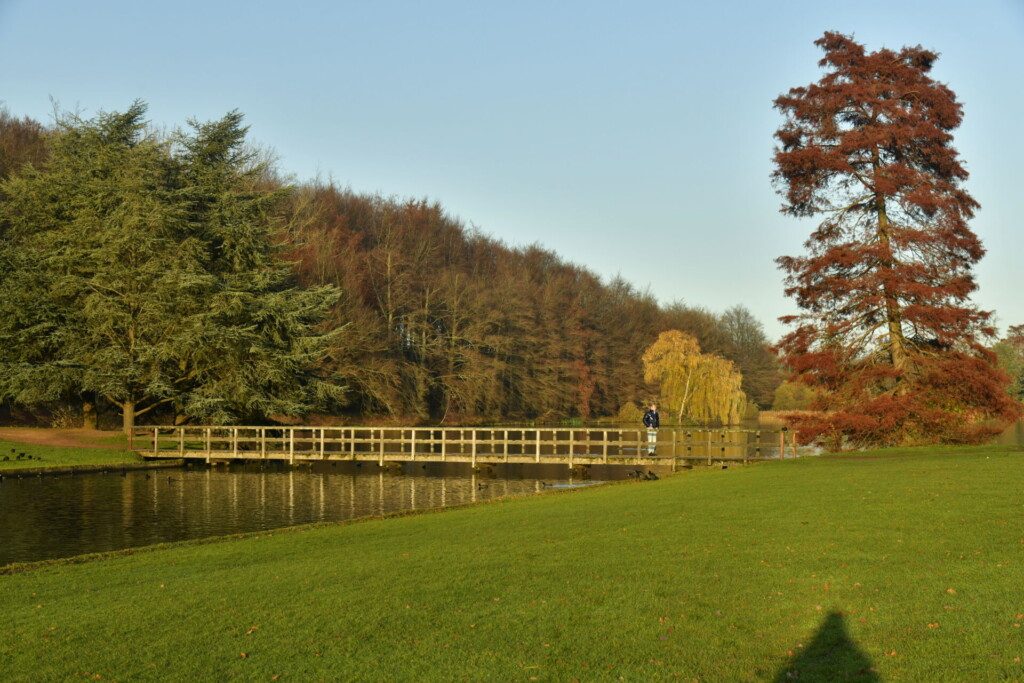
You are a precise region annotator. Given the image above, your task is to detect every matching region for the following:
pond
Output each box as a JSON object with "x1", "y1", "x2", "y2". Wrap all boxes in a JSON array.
[{"x1": 0, "y1": 462, "x2": 617, "y2": 567}]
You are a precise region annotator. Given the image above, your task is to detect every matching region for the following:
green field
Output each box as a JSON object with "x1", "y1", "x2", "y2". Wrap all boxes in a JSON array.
[
  {"x1": 3, "y1": 445, "x2": 1023, "y2": 680},
  {"x1": 0, "y1": 437, "x2": 141, "y2": 471}
]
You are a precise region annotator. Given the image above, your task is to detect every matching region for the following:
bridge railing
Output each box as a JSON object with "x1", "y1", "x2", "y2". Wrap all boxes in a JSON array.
[{"x1": 132, "y1": 425, "x2": 802, "y2": 465}]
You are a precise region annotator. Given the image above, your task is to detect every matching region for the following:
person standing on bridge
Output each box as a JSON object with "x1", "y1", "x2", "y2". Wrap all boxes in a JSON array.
[{"x1": 643, "y1": 403, "x2": 659, "y2": 455}]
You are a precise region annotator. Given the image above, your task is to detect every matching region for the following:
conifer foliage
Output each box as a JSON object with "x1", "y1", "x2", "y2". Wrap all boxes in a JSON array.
[
  {"x1": 773, "y1": 32, "x2": 1019, "y2": 445},
  {"x1": 0, "y1": 103, "x2": 341, "y2": 432}
]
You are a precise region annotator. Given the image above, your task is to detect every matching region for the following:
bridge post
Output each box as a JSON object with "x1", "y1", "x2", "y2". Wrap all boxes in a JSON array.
[
  {"x1": 603, "y1": 430, "x2": 608, "y2": 464},
  {"x1": 568, "y1": 430, "x2": 574, "y2": 470},
  {"x1": 205, "y1": 427, "x2": 211, "y2": 464},
  {"x1": 670, "y1": 429, "x2": 677, "y2": 472},
  {"x1": 779, "y1": 431, "x2": 784, "y2": 460},
  {"x1": 503, "y1": 429, "x2": 509, "y2": 462},
  {"x1": 232, "y1": 427, "x2": 238, "y2": 459},
  {"x1": 535, "y1": 430, "x2": 541, "y2": 463},
  {"x1": 320, "y1": 428, "x2": 325, "y2": 459},
  {"x1": 152, "y1": 427, "x2": 158, "y2": 456},
  {"x1": 471, "y1": 429, "x2": 477, "y2": 468},
  {"x1": 178, "y1": 427, "x2": 184, "y2": 457},
  {"x1": 411, "y1": 429, "x2": 416, "y2": 462},
  {"x1": 349, "y1": 428, "x2": 355, "y2": 460},
  {"x1": 260, "y1": 428, "x2": 266, "y2": 459},
  {"x1": 289, "y1": 428, "x2": 295, "y2": 465},
  {"x1": 379, "y1": 428, "x2": 385, "y2": 466},
  {"x1": 441, "y1": 429, "x2": 446, "y2": 462}
]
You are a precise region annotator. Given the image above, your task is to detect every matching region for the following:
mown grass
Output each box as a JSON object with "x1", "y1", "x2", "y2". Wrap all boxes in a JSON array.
[
  {"x1": 0, "y1": 438, "x2": 140, "y2": 471},
  {"x1": 2, "y1": 445, "x2": 1023, "y2": 680}
]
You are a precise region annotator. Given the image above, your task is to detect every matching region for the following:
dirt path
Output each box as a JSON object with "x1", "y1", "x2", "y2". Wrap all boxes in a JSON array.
[{"x1": 0, "y1": 428, "x2": 123, "y2": 449}]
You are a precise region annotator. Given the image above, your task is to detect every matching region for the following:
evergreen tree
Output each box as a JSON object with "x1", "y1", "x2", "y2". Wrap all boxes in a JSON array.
[{"x1": 0, "y1": 103, "x2": 342, "y2": 432}]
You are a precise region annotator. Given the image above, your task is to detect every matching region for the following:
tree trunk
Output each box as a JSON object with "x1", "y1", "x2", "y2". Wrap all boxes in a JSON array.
[
  {"x1": 875, "y1": 195, "x2": 908, "y2": 374},
  {"x1": 82, "y1": 401, "x2": 97, "y2": 430},
  {"x1": 122, "y1": 401, "x2": 135, "y2": 435}
]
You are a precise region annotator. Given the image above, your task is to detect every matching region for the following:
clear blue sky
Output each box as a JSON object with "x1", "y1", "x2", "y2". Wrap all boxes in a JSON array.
[{"x1": 1, "y1": 0, "x2": 1021, "y2": 340}]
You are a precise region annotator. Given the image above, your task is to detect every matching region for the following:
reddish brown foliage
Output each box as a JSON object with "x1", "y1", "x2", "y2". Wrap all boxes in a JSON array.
[{"x1": 773, "y1": 32, "x2": 1019, "y2": 446}]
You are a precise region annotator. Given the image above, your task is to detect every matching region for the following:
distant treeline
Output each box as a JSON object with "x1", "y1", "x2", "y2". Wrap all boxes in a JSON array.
[{"x1": 0, "y1": 104, "x2": 780, "y2": 428}]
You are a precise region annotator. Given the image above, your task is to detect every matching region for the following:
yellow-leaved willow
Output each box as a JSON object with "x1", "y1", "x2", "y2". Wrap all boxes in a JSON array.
[{"x1": 642, "y1": 330, "x2": 746, "y2": 425}]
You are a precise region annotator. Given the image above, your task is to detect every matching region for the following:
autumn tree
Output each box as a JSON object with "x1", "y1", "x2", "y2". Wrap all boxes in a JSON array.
[
  {"x1": 642, "y1": 330, "x2": 746, "y2": 425},
  {"x1": 0, "y1": 108, "x2": 48, "y2": 182},
  {"x1": 773, "y1": 32, "x2": 1019, "y2": 446},
  {"x1": 993, "y1": 325, "x2": 1024, "y2": 402},
  {"x1": 718, "y1": 305, "x2": 782, "y2": 407}
]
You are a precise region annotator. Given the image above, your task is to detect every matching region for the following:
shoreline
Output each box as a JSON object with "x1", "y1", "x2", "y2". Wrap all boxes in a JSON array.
[
  {"x1": 0, "y1": 475, "x2": 638, "y2": 575},
  {"x1": 0, "y1": 458, "x2": 184, "y2": 477}
]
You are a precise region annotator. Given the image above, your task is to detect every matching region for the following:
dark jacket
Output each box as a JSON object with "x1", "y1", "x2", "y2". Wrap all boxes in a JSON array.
[{"x1": 643, "y1": 409, "x2": 660, "y2": 429}]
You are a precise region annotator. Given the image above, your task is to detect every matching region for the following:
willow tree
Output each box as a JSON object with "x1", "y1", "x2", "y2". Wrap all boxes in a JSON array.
[
  {"x1": 642, "y1": 330, "x2": 746, "y2": 425},
  {"x1": 774, "y1": 32, "x2": 1019, "y2": 445}
]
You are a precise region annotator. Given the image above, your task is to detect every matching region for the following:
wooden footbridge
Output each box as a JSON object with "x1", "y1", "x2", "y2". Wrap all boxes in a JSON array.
[{"x1": 134, "y1": 425, "x2": 800, "y2": 471}]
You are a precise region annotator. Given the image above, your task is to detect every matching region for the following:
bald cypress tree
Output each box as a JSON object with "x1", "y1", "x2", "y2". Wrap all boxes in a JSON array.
[{"x1": 773, "y1": 33, "x2": 1019, "y2": 445}]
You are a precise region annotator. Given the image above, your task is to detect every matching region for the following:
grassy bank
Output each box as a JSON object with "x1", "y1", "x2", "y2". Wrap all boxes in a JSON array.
[
  {"x1": 3, "y1": 445, "x2": 1023, "y2": 680},
  {"x1": 0, "y1": 433, "x2": 141, "y2": 471}
]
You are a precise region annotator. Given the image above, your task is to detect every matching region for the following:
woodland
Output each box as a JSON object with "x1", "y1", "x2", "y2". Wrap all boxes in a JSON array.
[
  {"x1": 2, "y1": 30, "x2": 1023, "y2": 446},
  {"x1": 0, "y1": 104, "x2": 779, "y2": 433}
]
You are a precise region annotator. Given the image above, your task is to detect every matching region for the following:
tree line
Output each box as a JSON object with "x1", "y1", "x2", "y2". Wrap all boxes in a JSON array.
[{"x1": 0, "y1": 103, "x2": 780, "y2": 431}]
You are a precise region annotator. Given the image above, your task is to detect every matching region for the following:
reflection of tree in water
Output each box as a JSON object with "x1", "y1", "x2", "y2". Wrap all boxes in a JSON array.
[{"x1": 774, "y1": 611, "x2": 878, "y2": 682}]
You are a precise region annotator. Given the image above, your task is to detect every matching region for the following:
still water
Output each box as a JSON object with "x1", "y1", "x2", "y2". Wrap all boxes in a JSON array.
[{"x1": 0, "y1": 462, "x2": 610, "y2": 566}]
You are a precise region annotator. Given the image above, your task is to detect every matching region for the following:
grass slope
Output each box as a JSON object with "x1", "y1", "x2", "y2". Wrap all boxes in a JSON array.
[
  {"x1": 3, "y1": 446, "x2": 1023, "y2": 680},
  {"x1": 0, "y1": 436, "x2": 140, "y2": 471}
]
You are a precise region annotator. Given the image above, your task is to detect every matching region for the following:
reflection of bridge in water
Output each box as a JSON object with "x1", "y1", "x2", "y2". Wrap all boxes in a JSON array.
[{"x1": 135, "y1": 426, "x2": 802, "y2": 470}]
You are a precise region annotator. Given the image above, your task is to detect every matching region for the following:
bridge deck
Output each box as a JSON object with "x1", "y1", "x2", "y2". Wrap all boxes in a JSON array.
[{"x1": 134, "y1": 424, "x2": 796, "y2": 470}]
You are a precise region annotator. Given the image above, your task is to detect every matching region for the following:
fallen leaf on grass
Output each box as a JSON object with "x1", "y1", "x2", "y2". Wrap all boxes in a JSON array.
[
  {"x1": 946, "y1": 588, "x2": 956, "y2": 595},
  {"x1": 246, "y1": 625, "x2": 259, "y2": 635},
  {"x1": 927, "y1": 623, "x2": 940, "y2": 629},
  {"x1": 239, "y1": 652, "x2": 249, "y2": 659}
]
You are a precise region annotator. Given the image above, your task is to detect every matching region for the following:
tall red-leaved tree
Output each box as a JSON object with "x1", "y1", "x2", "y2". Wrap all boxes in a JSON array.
[{"x1": 773, "y1": 32, "x2": 1019, "y2": 446}]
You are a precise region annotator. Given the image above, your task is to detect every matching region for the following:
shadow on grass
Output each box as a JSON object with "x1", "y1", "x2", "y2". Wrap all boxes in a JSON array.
[{"x1": 774, "y1": 611, "x2": 878, "y2": 682}]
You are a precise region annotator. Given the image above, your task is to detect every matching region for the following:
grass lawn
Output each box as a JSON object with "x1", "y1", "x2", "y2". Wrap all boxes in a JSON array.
[
  {"x1": 0, "y1": 435, "x2": 141, "y2": 471},
  {"x1": 2, "y1": 445, "x2": 1023, "y2": 680}
]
